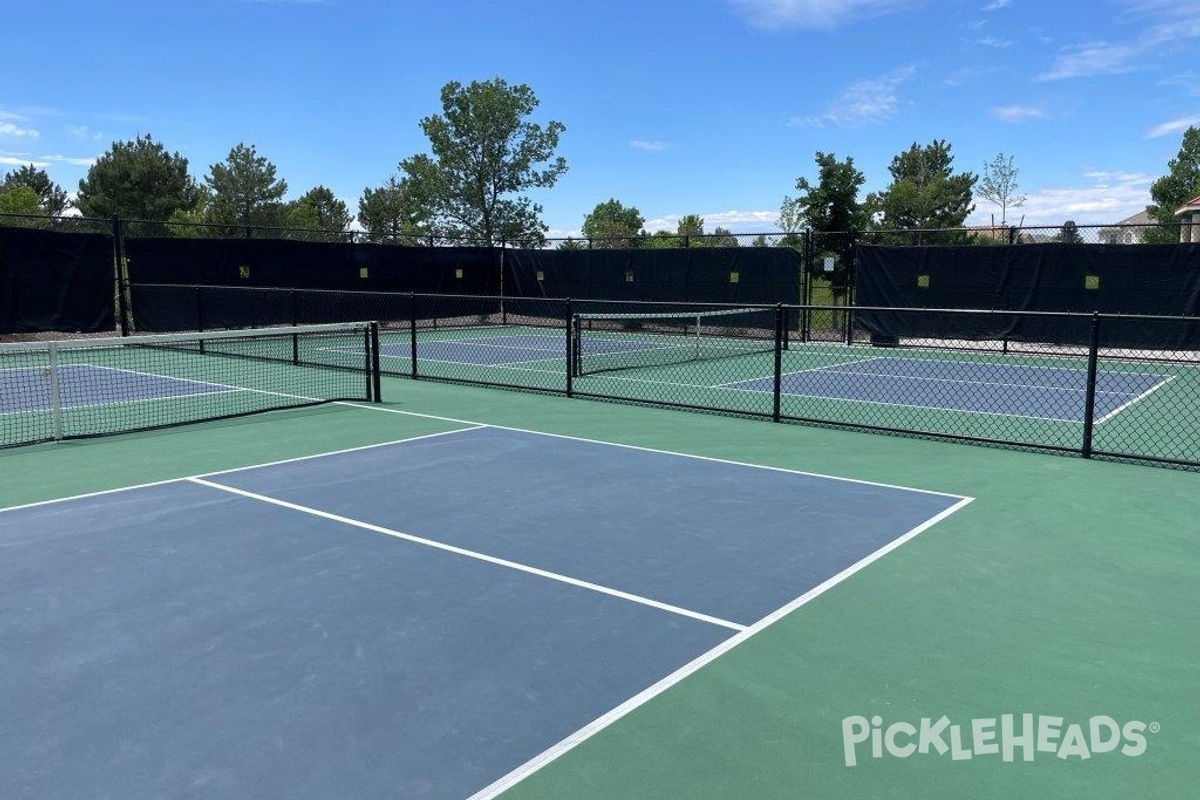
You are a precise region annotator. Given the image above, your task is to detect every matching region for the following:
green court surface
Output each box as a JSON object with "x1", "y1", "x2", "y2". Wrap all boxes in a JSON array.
[
  {"x1": 387, "y1": 324, "x2": 1200, "y2": 464},
  {"x1": 2, "y1": 375, "x2": 1197, "y2": 799}
]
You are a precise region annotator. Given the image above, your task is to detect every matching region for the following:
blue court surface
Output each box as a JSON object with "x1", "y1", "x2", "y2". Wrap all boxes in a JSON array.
[
  {"x1": 376, "y1": 333, "x2": 661, "y2": 367},
  {"x1": 0, "y1": 426, "x2": 968, "y2": 799},
  {"x1": 0, "y1": 364, "x2": 231, "y2": 414},
  {"x1": 725, "y1": 356, "x2": 1172, "y2": 423}
]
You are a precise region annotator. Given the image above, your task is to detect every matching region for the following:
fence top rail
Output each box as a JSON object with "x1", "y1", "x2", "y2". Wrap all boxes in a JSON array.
[
  {"x1": 127, "y1": 284, "x2": 1200, "y2": 323},
  {"x1": 0, "y1": 321, "x2": 373, "y2": 355}
]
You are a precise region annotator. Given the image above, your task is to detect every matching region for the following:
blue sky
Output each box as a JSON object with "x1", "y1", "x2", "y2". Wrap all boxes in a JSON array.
[{"x1": 2, "y1": 0, "x2": 1198, "y2": 235}]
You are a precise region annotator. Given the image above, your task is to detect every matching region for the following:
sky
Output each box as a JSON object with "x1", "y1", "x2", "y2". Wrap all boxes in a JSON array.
[{"x1": 2, "y1": 0, "x2": 1198, "y2": 237}]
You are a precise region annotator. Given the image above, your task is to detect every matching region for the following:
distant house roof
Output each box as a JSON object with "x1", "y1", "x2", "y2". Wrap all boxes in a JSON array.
[
  {"x1": 1113, "y1": 209, "x2": 1152, "y2": 226},
  {"x1": 1176, "y1": 195, "x2": 1200, "y2": 217}
]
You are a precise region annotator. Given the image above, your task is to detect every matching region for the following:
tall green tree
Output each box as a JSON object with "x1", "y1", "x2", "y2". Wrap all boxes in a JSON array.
[
  {"x1": 2, "y1": 165, "x2": 69, "y2": 217},
  {"x1": 1059, "y1": 220, "x2": 1082, "y2": 243},
  {"x1": 1146, "y1": 126, "x2": 1200, "y2": 244},
  {"x1": 204, "y1": 143, "x2": 288, "y2": 231},
  {"x1": 286, "y1": 185, "x2": 351, "y2": 239},
  {"x1": 0, "y1": 185, "x2": 44, "y2": 223},
  {"x1": 781, "y1": 152, "x2": 868, "y2": 292},
  {"x1": 357, "y1": 176, "x2": 430, "y2": 243},
  {"x1": 978, "y1": 152, "x2": 1027, "y2": 227},
  {"x1": 76, "y1": 134, "x2": 198, "y2": 222},
  {"x1": 166, "y1": 188, "x2": 214, "y2": 237},
  {"x1": 400, "y1": 78, "x2": 567, "y2": 245},
  {"x1": 581, "y1": 198, "x2": 644, "y2": 247},
  {"x1": 706, "y1": 226, "x2": 739, "y2": 247},
  {"x1": 643, "y1": 229, "x2": 685, "y2": 248},
  {"x1": 557, "y1": 236, "x2": 587, "y2": 251},
  {"x1": 868, "y1": 140, "x2": 976, "y2": 242},
  {"x1": 676, "y1": 214, "x2": 705, "y2": 239}
]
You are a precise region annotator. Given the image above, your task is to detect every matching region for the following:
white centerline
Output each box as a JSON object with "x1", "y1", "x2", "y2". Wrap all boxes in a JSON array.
[{"x1": 187, "y1": 476, "x2": 746, "y2": 633}]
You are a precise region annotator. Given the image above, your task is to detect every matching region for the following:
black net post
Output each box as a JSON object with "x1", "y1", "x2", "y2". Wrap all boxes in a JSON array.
[
  {"x1": 113, "y1": 215, "x2": 130, "y2": 336},
  {"x1": 409, "y1": 292, "x2": 418, "y2": 379},
  {"x1": 565, "y1": 298, "x2": 574, "y2": 397},
  {"x1": 1081, "y1": 312, "x2": 1102, "y2": 459},
  {"x1": 195, "y1": 286, "x2": 206, "y2": 353},
  {"x1": 773, "y1": 303, "x2": 784, "y2": 422},
  {"x1": 370, "y1": 322, "x2": 382, "y2": 402},
  {"x1": 290, "y1": 288, "x2": 299, "y2": 326}
]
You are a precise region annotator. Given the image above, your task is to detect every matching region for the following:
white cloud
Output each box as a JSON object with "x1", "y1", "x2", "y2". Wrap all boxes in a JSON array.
[
  {"x1": 630, "y1": 140, "x2": 669, "y2": 152},
  {"x1": 1038, "y1": 41, "x2": 1141, "y2": 81},
  {"x1": 1145, "y1": 115, "x2": 1200, "y2": 138},
  {"x1": 64, "y1": 124, "x2": 103, "y2": 140},
  {"x1": 642, "y1": 210, "x2": 781, "y2": 234},
  {"x1": 40, "y1": 154, "x2": 97, "y2": 167},
  {"x1": 1161, "y1": 70, "x2": 1200, "y2": 96},
  {"x1": 0, "y1": 121, "x2": 39, "y2": 138},
  {"x1": 970, "y1": 169, "x2": 1152, "y2": 226},
  {"x1": 982, "y1": 0, "x2": 1010, "y2": 9},
  {"x1": 0, "y1": 155, "x2": 48, "y2": 167},
  {"x1": 1039, "y1": 5, "x2": 1200, "y2": 80},
  {"x1": 991, "y1": 104, "x2": 1046, "y2": 122},
  {"x1": 793, "y1": 64, "x2": 916, "y2": 127},
  {"x1": 975, "y1": 36, "x2": 1011, "y2": 48},
  {"x1": 728, "y1": 0, "x2": 917, "y2": 31},
  {"x1": 942, "y1": 65, "x2": 1001, "y2": 88}
]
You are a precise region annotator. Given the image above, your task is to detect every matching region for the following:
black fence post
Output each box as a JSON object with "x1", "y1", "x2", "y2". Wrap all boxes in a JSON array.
[
  {"x1": 802, "y1": 230, "x2": 814, "y2": 343},
  {"x1": 773, "y1": 303, "x2": 784, "y2": 422},
  {"x1": 565, "y1": 298, "x2": 574, "y2": 398},
  {"x1": 290, "y1": 288, "x2": 298, "y2": 326},
  {"x1": 409, "y1": 292, "x2": 419, "y2": 379},
  {"x1": 499, "y1": 239, "x2": 508, "y2": 325},
  {"x1": 1081, "y1": 312, "x2": 1102, "y2": 459}
]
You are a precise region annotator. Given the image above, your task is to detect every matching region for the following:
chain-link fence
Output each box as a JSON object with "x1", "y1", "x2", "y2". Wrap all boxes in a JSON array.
[{"x1": 123, "y1": 283, "x2": 1200, "y2": 470}]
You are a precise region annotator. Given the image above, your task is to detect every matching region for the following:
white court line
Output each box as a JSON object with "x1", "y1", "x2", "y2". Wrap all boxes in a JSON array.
[
  {"x1": 333, "y1": 404, "x2": 971, "y2": 500},
  {"x1": 0, "y1": 426, "x2": 484, "y2": 513},
  {"x1": 187, "y1": 476, "x2": 745, "y2": 633},
  {"x1": 1094, "y1": 375, "x2": 1177, "y2": 424},
  {"x1": 385, "y1": 339, "x2": 563, "y2": 355},
  {"x1": 465, "y1": 494, "x2": 975, "y2": 800},
  {"x1": 713, "y1": 357, "x2": 882, "y2": 389},
  {"x1": 0, "y1": 363, "x2": 245, "y2": 418},
  {"x1": 785, "y1": 364, "x2": 1139, "y2": 396}
]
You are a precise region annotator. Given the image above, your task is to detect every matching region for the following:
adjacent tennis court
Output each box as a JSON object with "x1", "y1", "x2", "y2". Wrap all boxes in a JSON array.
[{"x1": 724, "y1": 356, "x2": 1173, "y2": 423}]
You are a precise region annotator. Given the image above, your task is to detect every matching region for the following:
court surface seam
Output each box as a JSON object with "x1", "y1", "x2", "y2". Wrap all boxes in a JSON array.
[{"x1": 187, "y1": 476, "x2": 747, "y2": 632}]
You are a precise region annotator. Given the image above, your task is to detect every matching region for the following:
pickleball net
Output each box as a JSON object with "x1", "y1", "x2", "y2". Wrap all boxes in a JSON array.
[
  {"x1": 572, "y1": 306, "x2": 782, "y2": 376},
  {"x1": 0, "y1": 322, "x2": 380, "y2": 448}
]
